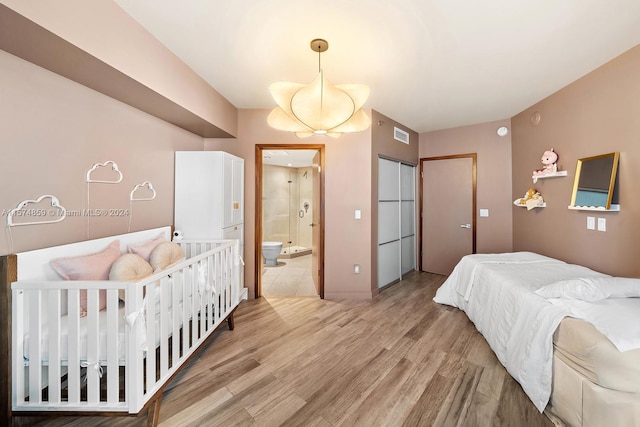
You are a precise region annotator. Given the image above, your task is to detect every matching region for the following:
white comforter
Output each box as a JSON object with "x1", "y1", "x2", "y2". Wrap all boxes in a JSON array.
[{"x1": 433, "y1": 252, "x2": 610, "y2": 412}]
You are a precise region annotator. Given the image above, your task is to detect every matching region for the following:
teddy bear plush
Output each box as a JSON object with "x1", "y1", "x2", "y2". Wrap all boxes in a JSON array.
[
  {"x1": 518, "y1": 188, "x2": 544, "y2": 210},
  {"x1": 533, "y1": 148, "x2": 558, "y2": 177},
  {"x1": 518, "y1": 188, "x2": 537, "y2": 205}
]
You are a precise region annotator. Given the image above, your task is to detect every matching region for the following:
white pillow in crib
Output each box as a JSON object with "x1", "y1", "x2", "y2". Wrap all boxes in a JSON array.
[
  {"x1": 127, "y1": 232, "x2": 166, "y2": 262},
  {"x1": 51, "y1": 239, "x2": 121, "y2": 316},
  {"x1": 109, "y1": 253, "x2": 154, "y2": 301},
  {"x1": 149, "y1": 241, "x2": 185, "y2": 272}
]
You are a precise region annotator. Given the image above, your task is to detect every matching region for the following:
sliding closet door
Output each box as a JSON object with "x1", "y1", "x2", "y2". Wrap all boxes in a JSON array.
[
  {"x1": 400, "y1": 163, "x2": 416, "y2": 275},
  {"x1": 378, "y1": 158, "x2": 416, "y2": 288}
]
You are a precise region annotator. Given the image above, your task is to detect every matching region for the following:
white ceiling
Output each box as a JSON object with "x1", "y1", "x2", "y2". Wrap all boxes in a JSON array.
[{"x1": 114, "y1": 0, "x2": 640, "y2": 133}]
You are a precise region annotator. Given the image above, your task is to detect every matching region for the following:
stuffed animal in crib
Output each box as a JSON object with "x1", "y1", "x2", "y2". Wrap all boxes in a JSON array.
[{"x1": 533, "y1": 148, "x2": 558, "y2": 176}]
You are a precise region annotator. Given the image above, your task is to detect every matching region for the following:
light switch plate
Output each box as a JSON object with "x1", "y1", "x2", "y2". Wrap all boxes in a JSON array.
[
  {"x1": 355, "y1": 209, "x2": 361, "y2": 219},
  {"x1": 597, "y1": 217, "x2": 606, "y2": 232},
  {"x1": 587, "y1": 216, "x2": 595, "y2": 230},
  {"x1": 479, "y1": 209, "x2": 489, "y2": 217}
]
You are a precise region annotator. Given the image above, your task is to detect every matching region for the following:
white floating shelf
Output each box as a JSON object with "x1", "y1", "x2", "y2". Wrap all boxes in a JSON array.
[
  {"x1": 568, "y1": 204, "x2": 620, "y2": 212},
  {"x1": 532, "y1": 170, "x2": 568, "y2": 183},
  {"x1": 514, "y1": 199, "x2": 546, "y2": 208}
]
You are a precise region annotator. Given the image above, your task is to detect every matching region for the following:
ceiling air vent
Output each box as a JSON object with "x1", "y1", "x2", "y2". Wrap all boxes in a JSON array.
[{"x1": 394, "y1": 127, "x2": 410, "y2": 144}]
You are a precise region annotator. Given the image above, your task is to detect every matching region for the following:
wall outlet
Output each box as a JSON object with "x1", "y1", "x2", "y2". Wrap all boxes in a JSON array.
[
  {"x1": 355, "y1": 209, "x2": 361, "y2": 219},
  {"x1": 354, "y1": 264, "x2": 360, "y2": 274},
  {"x1": 597, "y1": 217, "x2": 606, "y2": 232},
  {"x1": 587, "y1": 216, "x2": 595, "y2": 230}
]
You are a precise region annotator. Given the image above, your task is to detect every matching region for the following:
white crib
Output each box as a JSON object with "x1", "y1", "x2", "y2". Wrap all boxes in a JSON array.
[{"x1": 1, "y1": 226, "x2": 247, "y2": 425}]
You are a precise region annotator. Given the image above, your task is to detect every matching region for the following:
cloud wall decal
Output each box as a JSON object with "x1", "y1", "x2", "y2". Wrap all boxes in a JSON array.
[
  {"x1": 130, "y1": 181, "x2": 157, "y2": 201},
  {"x1": 6, "y1": 194, "x2": 67, "y2": 227},
  {"x1": 86, "y1": 160, "x2": 123, "y2": 184}
]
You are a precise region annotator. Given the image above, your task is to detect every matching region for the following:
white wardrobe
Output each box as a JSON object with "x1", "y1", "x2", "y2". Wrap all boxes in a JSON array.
[{"x1": 174, "y1": 151, "x2": 244, "y2": 256}]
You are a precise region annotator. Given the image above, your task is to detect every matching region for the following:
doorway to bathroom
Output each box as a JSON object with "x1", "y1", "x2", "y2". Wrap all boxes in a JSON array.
[{"x1": 255, "y1": 144, "x2": 324, "y2": 299}]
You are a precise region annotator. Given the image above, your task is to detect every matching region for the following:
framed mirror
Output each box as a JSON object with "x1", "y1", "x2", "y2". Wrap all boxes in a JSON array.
[{"x1": 569, "y1": 152, "x2": 619, "y2": 210}]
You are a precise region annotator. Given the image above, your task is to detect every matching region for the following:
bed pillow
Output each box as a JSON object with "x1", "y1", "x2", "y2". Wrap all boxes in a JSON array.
[
  {"x1": 127, "y1": 233, "x2": 166, "y2": 262},
  {"x1": 51, "y1": 240, "x2": 121, "y2": 316},
  {"x1": 109, "y1": 253, "x2": 154, "y2": 300},
  {"x1": 149, "y1": 241, "x2": 185, "y2": 272},
  {"x1": 536, "y1": 277, "x2": 640, "y2": 301}
]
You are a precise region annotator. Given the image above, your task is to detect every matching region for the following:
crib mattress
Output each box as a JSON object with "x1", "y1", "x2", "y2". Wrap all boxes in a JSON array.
[
  {"x1": 23, "y1": 299, "x2": 196, "y2": 364},
  {"x1": 553, "y1": 316, "x2": 640, "y2": 393}
]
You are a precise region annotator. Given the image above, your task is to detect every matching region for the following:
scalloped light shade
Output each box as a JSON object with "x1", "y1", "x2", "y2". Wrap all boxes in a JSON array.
[{"x1": 267, "y1": 70, "x2": 370, "y2": 138}]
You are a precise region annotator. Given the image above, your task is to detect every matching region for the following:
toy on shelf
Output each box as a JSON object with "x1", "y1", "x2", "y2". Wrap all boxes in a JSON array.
[
  {"x1": 532, "y1": 148, "x2": 567, "y2": 183},
  {"x1": 533, "y1": 148, "x2": 558, "y2": 176},
  {"x1": 514, "y1": 188, "x2": 545, "y2": 210}
]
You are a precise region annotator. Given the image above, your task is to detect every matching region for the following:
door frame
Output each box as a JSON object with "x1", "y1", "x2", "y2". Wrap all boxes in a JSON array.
[
  {"x1": 419, "y1": 153, "x2": 477, "y2": 272},
  {"x1": 255, "y1": 144, "x2": 325, "y2": 298}
]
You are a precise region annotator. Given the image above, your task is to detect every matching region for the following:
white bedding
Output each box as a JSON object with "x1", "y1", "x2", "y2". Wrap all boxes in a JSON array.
[
  {"x1": 433, "y1": 252, "x2": 613, "y2": 412},
  {"x1": 23, "y1": 296, "x2": 195, "y2": 364}
]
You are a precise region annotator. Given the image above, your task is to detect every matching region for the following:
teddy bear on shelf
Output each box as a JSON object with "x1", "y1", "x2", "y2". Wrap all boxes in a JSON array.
[
  {"x1": 518, "y1": 188, "x2": 537, "y2": 205},
  {"x1": 533, "y1": 148, "x2": 558, "y2": 177},
  {"x1": 518, "y1": 188, "x2": 544, "y2": 210}
]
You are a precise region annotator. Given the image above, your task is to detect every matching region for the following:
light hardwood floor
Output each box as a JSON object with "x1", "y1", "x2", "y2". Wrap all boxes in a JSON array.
[{"x1": 20, "y1": 271, "x2": 553, "y2": 427}]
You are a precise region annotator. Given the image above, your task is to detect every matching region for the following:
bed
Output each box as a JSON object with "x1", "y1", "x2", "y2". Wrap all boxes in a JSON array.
[
  {"x1": 0, "y1": 226, "x2": 247, "y2": 426},
  {"x1": 433, "y1": 252, "x2": 640, "y2": 426}
]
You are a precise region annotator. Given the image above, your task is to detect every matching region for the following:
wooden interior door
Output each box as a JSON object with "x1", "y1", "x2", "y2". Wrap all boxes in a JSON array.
[
  {"x1": 311, "y1": 151, "x2": 321, "y2": 295},
  {"x1": 421, "y1": 154, "x2": 476, "y2": 275}
]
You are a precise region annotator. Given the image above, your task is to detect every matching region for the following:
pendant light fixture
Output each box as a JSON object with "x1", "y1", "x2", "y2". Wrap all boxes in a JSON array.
[{"x1": 267, "y1": 39, "x2": 370, "y2": 138}]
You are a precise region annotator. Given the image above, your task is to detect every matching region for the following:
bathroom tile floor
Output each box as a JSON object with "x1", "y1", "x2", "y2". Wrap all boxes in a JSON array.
[{"x1": 261, "y1": 254, "x2": 319, "y2": 297}]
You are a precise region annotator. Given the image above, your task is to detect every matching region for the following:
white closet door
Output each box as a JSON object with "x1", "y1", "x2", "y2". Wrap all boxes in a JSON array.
[
  {"x1": 378, "y1": 158, "x2": 416, "y2": 288},
  {"x1": 400, "y1": 163, "x2": 416, "y2": 275}
]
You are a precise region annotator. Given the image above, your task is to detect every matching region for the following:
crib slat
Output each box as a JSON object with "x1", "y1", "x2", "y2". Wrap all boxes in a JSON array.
[
  {"x1": 126, "y1": 283, "x2": 144, "y2": 413},
  {"x1": 189, "y1": 266, "x2": 197, "y2": 345},
  {"x1": 159, "y1": 276, "x2": 169, "y2": 377},
  {"x1": 47, "y1": 289, "x2": 62, "y2": 404},
  {"x1": 28, "y1": 290, "x2": 42, "y2": 404},
  {"x1": 145, "y1": 282, "x2": 157, "y2": 393},
  {"x1": 86, "y1": 288, "x2": 100, "y2": 404},
  {"x1": 225, "y1": 248, "x2": 232, "y2": 313},
  {"x1": 181, "y1": 267, "x2": 190, "y2": 354},
  {"x1": 172, "y1": 270, "x2": 181, "y2": 366},
  {"x1": 198, "y1": 262, "x2": 205, "y2": 338},
  {"x1": 208, "y1": 258, "x2": 214, "y2": 330},
  {"x1": 215, "y1": 251, "x2": 222, "y2": 324},
  {"x1": 12, "y1": 289, "x2": 26, "y2": 405},
  {"x1": 106, "y1": 289, "x2": 119, "y2": 404},
  {"x1": 67, "y1": 289, "x2": 81, "y2": 404}
]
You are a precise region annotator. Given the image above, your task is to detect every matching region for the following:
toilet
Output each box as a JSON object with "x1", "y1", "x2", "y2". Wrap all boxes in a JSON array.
[{"x1": 262, "y1": 241, "x2": 283, "y2": 266}]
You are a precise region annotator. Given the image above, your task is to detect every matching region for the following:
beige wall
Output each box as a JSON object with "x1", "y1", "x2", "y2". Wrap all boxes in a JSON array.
[
  {"x1": 205, "y1": 109, "x2": 376, "y2": 299},
  {"x1": 419, "y1": 119, "x2": 514, "y2": 254},
  {"x1": 511, "y1": 45, "x2": 640, "y2": 277},
  {"x1": 0, "y1": 50, "x2": 203, "y2": 255}
]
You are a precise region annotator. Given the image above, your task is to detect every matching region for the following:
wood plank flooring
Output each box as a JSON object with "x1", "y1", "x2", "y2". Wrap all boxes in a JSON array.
[{"x1": 17, "y1": 271, "x2": 553, "y2": 427}]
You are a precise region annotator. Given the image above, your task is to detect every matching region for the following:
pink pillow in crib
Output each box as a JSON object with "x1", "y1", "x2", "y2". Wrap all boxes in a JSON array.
[
  {"x1": 51, "y1": 240, "x2": 121, "y2": 316},
  {"x1": 127, "y1": 233, "x2": 166, "y2": 262}
]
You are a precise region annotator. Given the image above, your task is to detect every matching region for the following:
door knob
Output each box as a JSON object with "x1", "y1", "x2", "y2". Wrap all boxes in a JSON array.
[
  {"x1": 459, "y1": 224, "x2": 471, "y2": 229},
  {"x1": 309, "y1": 223, "x2": 316, "y2": 227}
]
